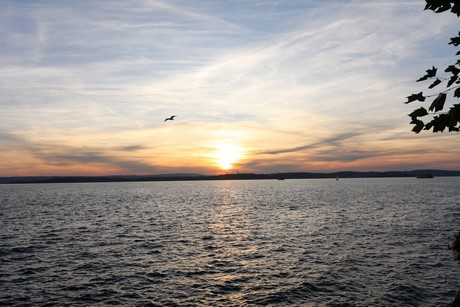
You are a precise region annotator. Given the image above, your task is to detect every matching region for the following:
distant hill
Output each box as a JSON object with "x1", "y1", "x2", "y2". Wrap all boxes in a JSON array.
[
  {"x1": 275, "y1": 170, "x2": 460, "y2": 179},
  {"x1": 0, "y1": 176, "x2": 54, "y2": 184},
  {"x1": 1, "y1": 170, "x2": 459, "y2": 184}
]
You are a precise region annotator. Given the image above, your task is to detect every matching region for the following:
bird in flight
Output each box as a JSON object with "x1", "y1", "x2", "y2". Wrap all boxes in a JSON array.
[{"x1": 164, "y1": 115, "x2": 176, "y2": 122}]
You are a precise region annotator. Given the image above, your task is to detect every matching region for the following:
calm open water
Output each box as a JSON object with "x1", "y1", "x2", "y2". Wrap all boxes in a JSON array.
[{"x1": 1, "y1": 177, "x2": 459, "y2": 306}]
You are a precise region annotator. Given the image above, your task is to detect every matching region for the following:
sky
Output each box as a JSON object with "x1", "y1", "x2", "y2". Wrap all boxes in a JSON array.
[{"x1": 1, "y1": 0, "x2": 459, "y2": 176}]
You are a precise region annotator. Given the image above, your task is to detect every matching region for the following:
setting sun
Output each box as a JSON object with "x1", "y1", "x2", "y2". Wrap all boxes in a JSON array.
[{"x1": 214, "y1": 144, "x2": 244, "y2": 170}]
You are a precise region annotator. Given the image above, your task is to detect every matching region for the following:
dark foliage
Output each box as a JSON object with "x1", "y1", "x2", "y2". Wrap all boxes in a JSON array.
[
  {"x1": 405, "y1": 1, "x2": 460, "y2": 133},
  {"x1": 424, "y1": 0, "x2": 460, "y2": 16}
]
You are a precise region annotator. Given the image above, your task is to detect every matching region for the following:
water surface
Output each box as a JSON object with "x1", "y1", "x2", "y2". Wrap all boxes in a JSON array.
[{"x1": 1, "y1": 177, "x2": 459, "y2": 306}]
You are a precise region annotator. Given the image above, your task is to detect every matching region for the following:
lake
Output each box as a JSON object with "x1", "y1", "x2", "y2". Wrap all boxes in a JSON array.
[{"x1": 1, "y1": 177, "x2": 459, "y2": 306}]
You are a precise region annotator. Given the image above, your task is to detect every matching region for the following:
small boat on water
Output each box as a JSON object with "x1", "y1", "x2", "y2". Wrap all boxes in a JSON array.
[{"x1": 417, "y1": 174, "x2": 434, "y2": 179}]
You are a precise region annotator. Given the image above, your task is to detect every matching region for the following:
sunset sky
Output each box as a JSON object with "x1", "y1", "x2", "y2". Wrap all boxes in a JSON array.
[{"x1": 1, "y1": 0, "x2": 459, "y2": 176}]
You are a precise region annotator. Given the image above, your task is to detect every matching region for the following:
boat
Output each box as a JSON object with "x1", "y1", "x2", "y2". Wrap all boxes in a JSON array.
[{"x1": 417, "y1": 174, "x2": 434, "y2": 178}]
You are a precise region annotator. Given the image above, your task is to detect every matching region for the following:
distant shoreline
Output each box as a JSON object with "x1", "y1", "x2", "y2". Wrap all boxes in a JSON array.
[{"x1": 1, "y1": 170, "x2": 459, "y2": 184}]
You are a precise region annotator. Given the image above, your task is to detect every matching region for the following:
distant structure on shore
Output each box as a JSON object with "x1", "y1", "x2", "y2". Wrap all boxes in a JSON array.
[{"x1": 417, "y1": 174, "x2": 434, "y2": 179}]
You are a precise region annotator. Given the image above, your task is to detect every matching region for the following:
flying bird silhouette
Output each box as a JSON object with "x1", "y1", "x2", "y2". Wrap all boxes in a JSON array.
[{"x1": 164, "y1": 115, "x2": 176, "y2": 122}]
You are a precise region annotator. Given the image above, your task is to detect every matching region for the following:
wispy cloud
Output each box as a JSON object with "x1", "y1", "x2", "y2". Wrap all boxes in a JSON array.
[
  {"x1": 262, "y1": 132, "x2": 360, "y2": 155},
  {"x1": 1, "y1": 0, "x2": 459, "y2": 175},
  {"x1": 0, "y1": 131, "x2": 161, "y2": 175}
]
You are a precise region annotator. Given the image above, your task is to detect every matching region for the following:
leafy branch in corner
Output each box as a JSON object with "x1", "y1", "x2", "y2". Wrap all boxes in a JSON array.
[{"x1": 405, "y1": 0, "x2": 460, "y2": 133}]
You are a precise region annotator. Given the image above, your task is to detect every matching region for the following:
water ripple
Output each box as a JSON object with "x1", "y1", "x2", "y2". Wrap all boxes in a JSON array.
[{"x1": 0, "y1": 178, "x2": 459, "y2": 306}]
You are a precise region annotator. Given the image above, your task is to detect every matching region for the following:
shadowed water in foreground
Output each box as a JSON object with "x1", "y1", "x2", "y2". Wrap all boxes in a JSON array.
[{"x1": 1, "y1": 178, "x2": 459, "y2": 306}]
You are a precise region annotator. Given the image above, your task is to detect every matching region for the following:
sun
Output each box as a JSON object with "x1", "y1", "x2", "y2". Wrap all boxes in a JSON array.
[{"x1": 214, "y1": 144, "x2": 244, "y2": 170}]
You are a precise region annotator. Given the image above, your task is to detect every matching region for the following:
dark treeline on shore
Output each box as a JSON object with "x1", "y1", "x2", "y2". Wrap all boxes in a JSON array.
[{"x1": 1, "y1": 169, "x2": 460, "y2": 184}]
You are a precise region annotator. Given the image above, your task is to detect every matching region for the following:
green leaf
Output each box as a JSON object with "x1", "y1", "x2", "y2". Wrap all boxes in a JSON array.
[
  {"x1": 437, "y1": 4, "x2": 452, "y2": 13},
  {"x1": 447, "y1": 75, "x2": 458, "y2": 87},
  {"x1": 428, "y1": 93, "x2": 447, "y2": 112},
  {"x1": 425, "y1": 113, "x2": 451, "y2": 133},
  {"x1": 408, "y1": 107, "x2": 428, "y2": 119},
  {"x1": 436, "y1": 114, "x2": 449, "y2": 132},
  {"x1": 449, "y1": 112, "x2": 458, "y2": 127},
  {"x1": 411, "y1": 120, "x2": 424, "y2": 133},
  {"x1": 424, "y1": 120, "x2": 434, "y2": 131},
  {"x1": 452, "y1": 3, "x2": 460, "y2": 17},
  {"x1": 416, "y1": 66, "x2": 437, "y2": 82},
  {"x1": 424, "y1": 1, "x2": 451, "y2": 13},
  {"x1": 450, "y1": 36, "x2": 460, "y2": 46},
  {"x1": 435, "y1": 93, "x2": 447, "y2": 112},
  {"x1": 428, "y1": 79, "x2": 442, "y2": 89},
  {"x1": 429, "y1": 117, "x2": 444, "y2": 132},
  {"x1": 405, "y1": 92, "x2": 425, "y2": 104},
  {"x1": 451, "y1": 104, "x2": 460, "y2": 117},
  {"x1": 445, "y1": 65, "x2": 460, "y2": 75},
  {"x1": 455, "y1": 88, "x2": 460, "y2": 98}
]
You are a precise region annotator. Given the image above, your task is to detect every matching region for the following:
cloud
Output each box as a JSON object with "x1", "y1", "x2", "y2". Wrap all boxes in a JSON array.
[
  {"x1": 114, "y1": 145, "x2": 147, "y2": 152},
  {"x1": 46, "y1": 151, "x2": 159, "y2": 174},
  {"x1": 0, "y1": 131, "x2": 23, "y2": 142},
  {"x1": 261, "y1": 132, "x2": 360, "y2": 155},
  {"x1": 0, "y1": 131, "x2": 160, "y2": 174},
  {"x1": 1, "y1": 1, "x2": 459, "y2": 175}
]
